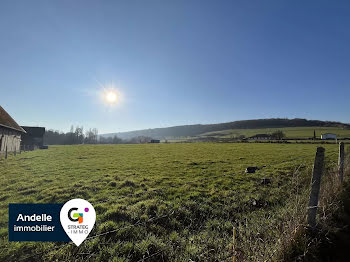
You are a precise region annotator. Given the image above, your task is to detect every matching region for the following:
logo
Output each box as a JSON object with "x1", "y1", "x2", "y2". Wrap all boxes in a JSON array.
[
  {"x1": 60, "y1": 199, "x2": 96, "y2": 246},
  {"x1": 68, "y1": 207, "x2": 89, "y2": 224}
]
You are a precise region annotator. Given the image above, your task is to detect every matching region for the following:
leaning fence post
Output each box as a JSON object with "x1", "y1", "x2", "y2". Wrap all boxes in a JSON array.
[
  {"x1": 339, "y1": 142, "x2": 344, "y2": 183},
  {"x1": 307, "y1": 147, "x2": 325, "y2": 228}
]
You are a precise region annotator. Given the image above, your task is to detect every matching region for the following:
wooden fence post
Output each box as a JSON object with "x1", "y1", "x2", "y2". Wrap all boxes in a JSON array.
[
  {"x1": 339, "y1": 142, "x2": 344, "y2": 183},
  {"x1": 307, "y1": 147, "x2": 325, "y2": 228}
]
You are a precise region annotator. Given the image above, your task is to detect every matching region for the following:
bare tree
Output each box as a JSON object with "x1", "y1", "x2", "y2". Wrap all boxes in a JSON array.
[{"x1": 271, "y1": 130, "x2": 285, "y2": 140}]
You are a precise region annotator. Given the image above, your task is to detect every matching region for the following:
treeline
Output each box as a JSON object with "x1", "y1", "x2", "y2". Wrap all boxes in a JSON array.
[
  {"x1": 43, "y1": 126, "x2": 155, "y2": 145},
  {"x1": 44, "y1": 126, "x2": 100, "y2": 145}
]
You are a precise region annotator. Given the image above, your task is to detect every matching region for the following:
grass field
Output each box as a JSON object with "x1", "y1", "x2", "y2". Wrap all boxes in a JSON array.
[
  {"x1": 198, "y1": 126, "x2": 350, "y2": 139},
  {"x1": 0, "y1": 143, "x2": 340, "y2": 261}
]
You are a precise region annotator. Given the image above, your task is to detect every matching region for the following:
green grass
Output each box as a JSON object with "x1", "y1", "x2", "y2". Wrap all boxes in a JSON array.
[
  {"x1": 199, "y1": 126, "x2": 350, "y2": 139},
  {"x1": 0, "y1": 143, "x2": 340, "y2": 261}
]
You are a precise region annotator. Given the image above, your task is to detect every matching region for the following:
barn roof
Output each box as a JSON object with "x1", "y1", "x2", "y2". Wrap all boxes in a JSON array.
[
  {"x1": 0, "y1": 106, "x2": 26, "y2": 133},
  {"x1": 21, "y1": 126, "x2": 45, "y2": 137}
]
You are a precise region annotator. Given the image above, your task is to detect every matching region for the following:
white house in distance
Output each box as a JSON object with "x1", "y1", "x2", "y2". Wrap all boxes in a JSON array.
[{"x1": 321, "y1": 133, "x2": 337, "y2": 140}]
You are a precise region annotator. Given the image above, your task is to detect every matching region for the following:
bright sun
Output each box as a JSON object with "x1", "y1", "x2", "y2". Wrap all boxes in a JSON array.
[{"x1": 104, "y1": 90, "x2": 118, "y2": 104}]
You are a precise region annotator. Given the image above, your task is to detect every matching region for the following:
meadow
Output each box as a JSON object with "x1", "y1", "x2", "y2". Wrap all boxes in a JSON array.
[
  {"x1": 198, "y1": 126, "x2": 350, "y2": 139},
  {"x1": 0, "y1": 143, "x2": 340, "y2": 261}
]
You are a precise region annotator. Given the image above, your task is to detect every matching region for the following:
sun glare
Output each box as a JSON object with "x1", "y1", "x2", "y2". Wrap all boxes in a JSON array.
[
  {"x1": 106, "y1": 91, "x2": 117, "y2": 103},
  {"x1": 103, "y1": 89, "x2": 118, "y2": 105}
]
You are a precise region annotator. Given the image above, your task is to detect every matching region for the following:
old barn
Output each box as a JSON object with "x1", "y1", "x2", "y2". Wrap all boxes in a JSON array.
[{"x1": 0, "y1": 106, "x2": 26, "y2": 158}]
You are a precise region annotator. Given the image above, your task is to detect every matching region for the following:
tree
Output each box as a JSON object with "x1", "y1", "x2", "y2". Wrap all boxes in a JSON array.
[
  {"x1": 112, "y1": 135, "x2": 122, "y2": 144},
  {"x1": 92, "y1": 128, "x2": 98, "y2": 144},
  {"x1": 85, "y1": 128, "x2": 98, "y2": 144},
  {"x1": 74, "y1": 126, "x2": 84, "y2": 144},
  {"x1": 99, "y1": 135, "x2": 122, "y2": 144},
  {"x1": 66, "y1": 125, "x2": 75, "y2": 144},
  {"x1": 44, "y1": 126, "x2": 102, "y2": 145},
  {"x1": 271, "y1": 130, "x2": 285, "y2": 140}
]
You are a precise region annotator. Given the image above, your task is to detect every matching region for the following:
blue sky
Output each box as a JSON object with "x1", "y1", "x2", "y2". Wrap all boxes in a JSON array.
[{"x1": 1, "y1": 0, "x2": 349, "y2": 133}]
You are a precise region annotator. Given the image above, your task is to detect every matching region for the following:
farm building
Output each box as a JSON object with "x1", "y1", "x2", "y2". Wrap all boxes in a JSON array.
[
  {"x1": 21, "y1": 126, "x2": 46, "y2": 150},
  {"x1": 249, "y1": 134, "x2": 271, "y2": 140},
  {"x1": 0, "y1": 106, "x2": 26, "y2": 158},
  {"x1": 150, "y1": 139, "x2": 160, "y2": 143},
  {"x1": 321, "y1": 133, "x2": 337, "y2": 140}
]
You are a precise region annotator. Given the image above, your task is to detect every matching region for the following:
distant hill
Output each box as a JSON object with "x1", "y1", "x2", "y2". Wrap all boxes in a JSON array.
[{"x1": 101, "y1": 118, "x2": 350, "y2": 140}]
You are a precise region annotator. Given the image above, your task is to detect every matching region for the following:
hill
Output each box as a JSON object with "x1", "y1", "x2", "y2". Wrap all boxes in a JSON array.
[{"x1": 101, "y1": 118, "x2": 350, "y2": 139}]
